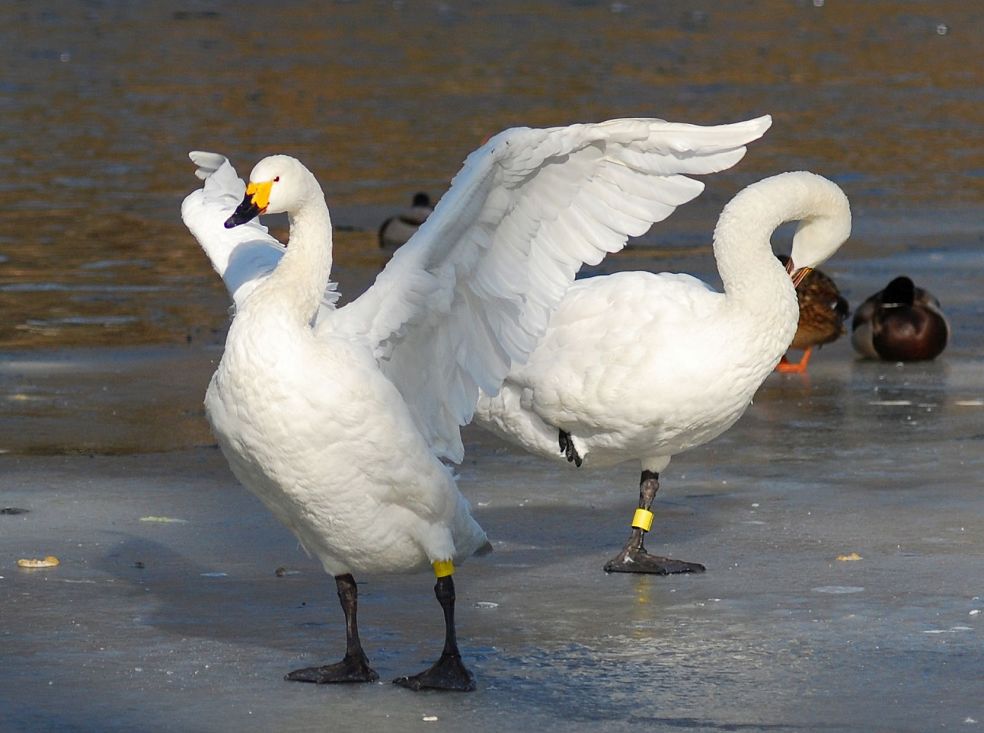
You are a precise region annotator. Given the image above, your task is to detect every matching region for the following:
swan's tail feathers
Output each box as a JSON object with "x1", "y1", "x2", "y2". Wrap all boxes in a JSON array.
[{"x1": 189, "y1": 151, "x2": 230, "y2": 180}]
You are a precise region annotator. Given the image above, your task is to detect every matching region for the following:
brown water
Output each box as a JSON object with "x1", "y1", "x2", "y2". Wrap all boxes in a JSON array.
[{"x1": 0, "y1": 0, "x2": 982, "y2": 452}]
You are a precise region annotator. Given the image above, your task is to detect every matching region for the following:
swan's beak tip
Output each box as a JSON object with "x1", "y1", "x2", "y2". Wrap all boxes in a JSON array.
[{"x1": 224, "y1": 194, "x2": 263, "y2": 229}]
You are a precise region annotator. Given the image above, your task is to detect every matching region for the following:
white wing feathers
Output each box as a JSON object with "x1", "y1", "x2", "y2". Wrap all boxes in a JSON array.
[
  {"x1": 328, "y1": 115, "x2": 772, "y2": 462},
  {"x1": 181, "y1": 152, "x2": 339, "y2": 309}
]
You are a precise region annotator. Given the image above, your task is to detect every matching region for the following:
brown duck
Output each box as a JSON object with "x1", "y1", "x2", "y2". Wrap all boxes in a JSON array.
[
  {"x1": 851, "y1": 276, "x2": 949, "y2": 361},
  {"x1": 775, "y1": 254, "x2": 849, "y2": 373}
]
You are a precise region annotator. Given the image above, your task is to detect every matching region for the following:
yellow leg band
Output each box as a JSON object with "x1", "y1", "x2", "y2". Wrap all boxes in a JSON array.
[
  {"x1": 632, "y1": 508, "x2": 655, "y2": 532},
  {"x1": 432, "y1": 560, "x2": 455, "y2": 578}
]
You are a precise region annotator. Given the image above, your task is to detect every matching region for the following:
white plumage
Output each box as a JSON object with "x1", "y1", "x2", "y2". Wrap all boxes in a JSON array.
[
  {"x1": 180, "y1": 115, "x2": 773, "y2": 689},
  {"x1": 474, "y1": 171, "x2": 853, "y2": 574}
]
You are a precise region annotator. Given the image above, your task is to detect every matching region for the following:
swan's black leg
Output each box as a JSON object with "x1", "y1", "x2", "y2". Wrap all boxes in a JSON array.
[
  {"x1": 394, "y1": 564, "x2": 475, "y2": 692},
  {"x1": 285, "y1": 573, "x2": 379, "y2": 683},
  {"x1": 604, "y1": 470, "x2": 706, "y2": 575},
  {"x1": 558, "y1": 429, "x2": 583, "y2": 467}
]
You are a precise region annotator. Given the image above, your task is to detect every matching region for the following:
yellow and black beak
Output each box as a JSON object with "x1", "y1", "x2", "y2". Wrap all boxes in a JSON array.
[
  {"x1": 224, "y1": 181, "x2": 273, "y2": 229},
  {"x1": 784, "y1": 256, "x2": 814, "y2": 289}
]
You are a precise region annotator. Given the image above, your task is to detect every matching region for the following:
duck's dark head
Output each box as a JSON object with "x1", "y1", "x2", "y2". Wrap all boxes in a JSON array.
[{"x1": 880, "y1": 276, "x2": 916, "y2": 307}]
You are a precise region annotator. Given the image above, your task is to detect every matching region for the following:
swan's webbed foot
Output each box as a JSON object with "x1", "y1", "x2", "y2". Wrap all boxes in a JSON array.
[
  {"x1": 604, "y1": 546, "x2": 705, "y2": 575},
  {"x1": 393, "y1": 573, "x2": 476, "y2": 692},
  {"x1": 558, "y1": 430, "x2": 583, "y2": 467},
  {"x1": 393, "y1": 652, "x2": 476, "y2": 692},
  {"x1": 285, "y1": 653, "x2": 379, "y2": 684},
  {"x1": 604, "y1": 471, "x2": 706, "y2": 574},
  {"x1": 286, "y1": 573, "x2": 378, "y2": 684}
]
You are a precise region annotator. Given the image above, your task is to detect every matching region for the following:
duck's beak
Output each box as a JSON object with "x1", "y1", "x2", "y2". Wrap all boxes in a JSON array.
[
  {"x1": 224, "y1": 181, "x2": 273, "y2": 228},
  {"x1": 784, "y1": 257, "x2": 814, "y2": 289},
  {"x1": 792, "y1": 267, "x2": 814, "y2": 288}
]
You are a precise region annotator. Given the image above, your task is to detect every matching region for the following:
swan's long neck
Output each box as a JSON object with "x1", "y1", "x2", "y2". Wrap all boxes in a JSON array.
[
  {"x1": 713, "y1": 173, "x2": 840, "y2": 327},
  {"x1": 260, "y1": 186, "x2": 333, "y2": 327}
]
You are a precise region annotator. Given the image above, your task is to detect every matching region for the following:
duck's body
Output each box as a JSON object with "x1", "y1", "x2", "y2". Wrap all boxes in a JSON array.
[
  {"x1": 775, "y1": 256, "x2": 849, "y2": 373},
  {"x1": 378, "y1": 192, "x2": 432, "y2": 250},
  {"x1": 851, "y1": 276, "x2": 948, "y2": 361},
  {"x1": 181, "y1": 115, "x2": 773, "y2": 687},
  {"x1": 475, "y1": 172, "x2": 852, "y2": 574}
]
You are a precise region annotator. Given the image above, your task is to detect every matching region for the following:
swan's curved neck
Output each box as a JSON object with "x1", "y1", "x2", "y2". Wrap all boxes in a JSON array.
[
  {"x1": 261, "y1": 188, "x2": 333, "y2": 326},
  {"x1": 713, "y1": 174, "x2": 834, "y2": 317}
]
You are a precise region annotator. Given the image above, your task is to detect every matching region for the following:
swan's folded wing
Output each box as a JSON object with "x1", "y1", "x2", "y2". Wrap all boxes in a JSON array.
[
  {"x1": 181, "y1": 152, "x2": 340, "y2": 310},
  {"x1": 329, "y1": 115, "x2": 772, "y2": 462}
]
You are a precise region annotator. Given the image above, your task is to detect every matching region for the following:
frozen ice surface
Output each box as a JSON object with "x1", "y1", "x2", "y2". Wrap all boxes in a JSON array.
[
  {"x1": 1, "y1": 346, "x2": 983, "y2": 732},
  {"x1": 1, "y1": 202, "x2": 982, "y2": 733}
]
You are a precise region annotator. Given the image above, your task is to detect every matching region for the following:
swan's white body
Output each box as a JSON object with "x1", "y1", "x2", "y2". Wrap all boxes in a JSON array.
[
  {"x1": 206, "y1": 295, "x2": 484, "y2": 576},
  {"x1": 474, "y1": 172, "x2": 852, "y2": 475},
  {"x1": 180, "y1": 116, "x2": 773, "y2": 580}
]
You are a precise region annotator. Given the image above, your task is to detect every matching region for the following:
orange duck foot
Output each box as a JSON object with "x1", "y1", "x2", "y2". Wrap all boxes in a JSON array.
[{"x1": 775, "y1": 347, "x2": 813, "y2": 373}]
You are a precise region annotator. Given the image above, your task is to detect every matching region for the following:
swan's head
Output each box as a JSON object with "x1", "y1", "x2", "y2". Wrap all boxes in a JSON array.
[
  {"x1": 785, "y1": 173, "x2": 852, "y2": 287},
  {"x1": 225, "y1": 155, "x2": 315, "y2": 228}
]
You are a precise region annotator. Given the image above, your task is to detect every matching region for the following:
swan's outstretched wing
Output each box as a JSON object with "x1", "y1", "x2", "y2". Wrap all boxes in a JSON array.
[
  {"x1": 181, "y1": 152, "x2": 340, "y2": 309},
  {"x1": 329, "y1": 115, "x2": 772, "y2": 462}
]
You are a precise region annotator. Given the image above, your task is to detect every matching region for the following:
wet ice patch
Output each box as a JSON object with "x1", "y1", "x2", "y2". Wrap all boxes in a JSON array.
[
  {"x1": 81, "y1": 259, "x2": 153, "y2": 270},
  {"x1": 24, "y1": 316, "x2": 140, "y2": 327}
]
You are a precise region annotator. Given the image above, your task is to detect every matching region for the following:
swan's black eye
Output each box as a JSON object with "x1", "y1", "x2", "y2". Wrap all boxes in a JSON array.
[{"x1": 274, "y1": 176, "x2": 280, "y2": 182}]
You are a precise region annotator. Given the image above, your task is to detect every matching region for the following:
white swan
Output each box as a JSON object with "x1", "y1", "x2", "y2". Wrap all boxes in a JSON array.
[
  {"x1": 181, "y1": 115, "x2": 772, "y2": 691},
  {"x1": 474, "y1": 171, "x2": 852, "y2": 574}
]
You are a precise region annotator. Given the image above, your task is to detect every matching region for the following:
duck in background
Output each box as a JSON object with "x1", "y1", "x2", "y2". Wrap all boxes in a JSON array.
[
  {"x1": 378, "y1": 191, "x2": 433, "y2": 249},
  {"x1": 851, "y1": 276, "x2": 949, "y2": 361},
  {"x1": 775, "y1": 254, "x2": 849, "y2": 373}
]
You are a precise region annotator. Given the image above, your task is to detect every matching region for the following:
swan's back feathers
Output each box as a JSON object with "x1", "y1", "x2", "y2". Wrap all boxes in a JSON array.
[
  {"x1": 181, "y1": 152, "x2": 340, "y2": 310},
  {"x1": 329, "y1": 115, "x2": 772, "y2": 462}
]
